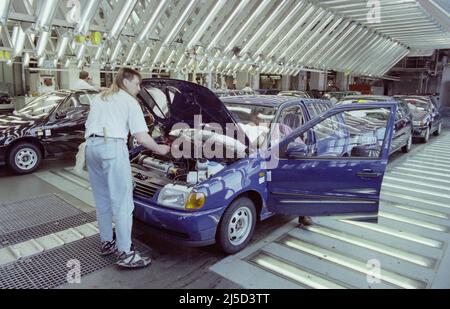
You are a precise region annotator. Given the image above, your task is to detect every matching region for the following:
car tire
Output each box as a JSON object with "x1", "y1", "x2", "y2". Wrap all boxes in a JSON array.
[
  {"x1": 402, "y1": 135, "x2": 412, "y2": 153},
  {"x1": 422, "y1": 127, "x2": 430, "y2": 143},
  {"x1": 434, "y1": 123, "x2": 442, "y2": 136},
  {"x1": 7, "y1": 142, "x2": 42, "y2": 175},
  {"x1": 216, "y1": 197, "x2": 256, "y2": 254}
]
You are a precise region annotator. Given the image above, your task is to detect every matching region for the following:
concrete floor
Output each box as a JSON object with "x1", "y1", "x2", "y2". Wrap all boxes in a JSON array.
[{"x1": 1, "y1": 118, "x2": 449, "y2": 289}]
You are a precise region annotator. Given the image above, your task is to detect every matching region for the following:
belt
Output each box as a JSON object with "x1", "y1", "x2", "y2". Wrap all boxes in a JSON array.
[{"x1": 89, "y1": 134, "x2": 125, "y2": 140}]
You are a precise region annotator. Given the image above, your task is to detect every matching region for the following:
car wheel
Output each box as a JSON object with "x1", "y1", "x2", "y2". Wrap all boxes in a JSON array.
[
  {"x1": 217, "y1": 197, "x2": 256, "y2": 254},
  {"x1": 402, "y1": 135, "x2": 412, "y2": 153},
  {"x1": 7, "y1": 142, "x2": 42, "y2": 175},
  {"x1": 434, "y1": 123, "x2": 442, "y2": 136},
  {"x1": 422, "y1": 127, "x2": 430, "y2": 143}
]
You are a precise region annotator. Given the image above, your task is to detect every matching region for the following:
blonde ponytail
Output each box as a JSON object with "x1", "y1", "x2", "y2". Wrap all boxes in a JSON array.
[{"x1": 100, "y1": 68, "x2": 142, "y2": 101}]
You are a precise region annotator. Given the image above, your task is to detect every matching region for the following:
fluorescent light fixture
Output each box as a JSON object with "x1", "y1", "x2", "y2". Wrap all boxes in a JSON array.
[
  {"x1": 77, "y1": 59, "x2": 84, "y2": 69},
  {"x1": 11, "y1": 24, "x2": 18, "y2": 46},
  {"x1": 109, "y1": 0, "x2": 138, "y2": 40},
  {"x1": 35, "y1": 0, "x2": 58, "y2": 31},
  {"x1": 187, "y1": 0, "x2": 226, "y2": 49},
  {"x1": 138, "y1": 0, "x2": 169, "y2": 42},
  {"x1": 252, "y1": 1, "x2": 306, "y2": 58},
  {"x1": 76, "y1": 44, "x2": 86, "y2": 60},
  {"x1": 110, "y1": 40, "x2": 123, "y2": 63},
  {"x1": 75, "y1": 0, "x2": 101, "y2": 34},
  {"x1": 23, "y1": 52, "x2": 30, "y2": 67},
  {"x1": 65, "y1": 59, "x2": 71, "y2": 68},
  {"x1": 207, "y1": 0, "x2": 250, "y2": 51},
  {"x1": 12, "y1": 24, "x2": 26, "y2": 57},
  {"x1": 94, "y1": 45, "x2": 103, "y2": 61},
  {"x1": 162, "y1": 0, "x2": 197, "y2": 47},
  {"x1": 176, "y1": 54, "x2": 186, "y2": 67},
  {"x1": 0, "y1": 0, "x2": 11, "y2": 25},
  {"x1": 37, "y1": 57, "x2": 45, "y2": 67},
  {"x1": 56, "y1": 35, "x2": 70, "y2": 59},
  {"x1": 267, "y1": 5, "x2": 316, "y2": 59},
  {"x1": 224, "y1": 0, "x2": 271, "y2": 54},
  {"x1": 125, "y1": 42, "x2": 138, "y2": 64},
  {"x1": 36, "y1": 30, "x2": 50, "y2": 57},
  {"x1": 139, "y1": 46, "x2": 151, "y2": 65},
  {"x1": 240, "y1": 0, "x2": 289, "y2": 55},
  {"x1": 165, "y1": 50, "x2": 176, "y2": 65}
]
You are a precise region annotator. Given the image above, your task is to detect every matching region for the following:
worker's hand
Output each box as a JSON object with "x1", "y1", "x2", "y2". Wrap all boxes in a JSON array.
[
  {"x1": 157, "y1": 144, "x2": 171, "y2": 156},
  {"x1": 147, "y1": 112, "x2": 155, "y2": 124}
]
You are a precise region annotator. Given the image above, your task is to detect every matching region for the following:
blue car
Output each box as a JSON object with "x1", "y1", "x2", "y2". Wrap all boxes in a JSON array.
[
  {"x1": 132, "y1": 79, "x2": 397, "y2": 254},
  {"x1": 401, "y1": 96, "x2": 442, "y2": 143}
]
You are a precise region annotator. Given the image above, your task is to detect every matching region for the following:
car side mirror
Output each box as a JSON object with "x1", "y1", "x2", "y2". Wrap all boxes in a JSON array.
[{"x1": 285, "y1": 142, "x2": 308, "y2": 159}]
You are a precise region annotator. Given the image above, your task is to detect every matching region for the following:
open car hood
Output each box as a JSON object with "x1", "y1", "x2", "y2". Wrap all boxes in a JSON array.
[{"x1": 137, "y1": 79, "x2": 247, "y2": 143}]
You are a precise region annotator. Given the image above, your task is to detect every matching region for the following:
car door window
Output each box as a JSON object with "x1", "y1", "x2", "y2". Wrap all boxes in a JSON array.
[
  {"x1": 78, "y1": 94, "x2": 94, "y2": 106},
  {"x1": 54, "y1": 96, "x2": 79, "y2": 119},
  {"x1": 271, "y1": 106, "x2": 305, "y2": 145},
  {"x1": 288, "y1": 108, "x2": 390, "y2": 158}
]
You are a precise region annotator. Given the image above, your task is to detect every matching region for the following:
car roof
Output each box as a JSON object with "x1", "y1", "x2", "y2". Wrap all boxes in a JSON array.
[
  {"x1": 221, "y1": 95, "x2": 332, "y2": 108},
  {"x1": 341, "y1": 95, "x2": 394, "y2": 100}
]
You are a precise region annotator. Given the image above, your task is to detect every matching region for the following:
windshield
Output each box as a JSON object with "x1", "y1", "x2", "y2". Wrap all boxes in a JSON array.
[
  {"x1": 17, "y1": 93, "x2": 67, "y2": 117},
  {"x1": 224, "y1": 103, "x2": 277, "y2": 127},
  {"x1": 403, "y1": 98, "x2": 430, "y2": 111}
]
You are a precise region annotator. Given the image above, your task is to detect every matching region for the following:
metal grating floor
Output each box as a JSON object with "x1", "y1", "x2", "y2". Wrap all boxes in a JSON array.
[
  {"x1": 0, "y1": 194, "x2": 83, "y2": 235},
  {"x1": 0, "y1": 235, "x2": 149, "y2": 289},
  {"x1": 211, "y1": 132, "x2": 450, "y2": 289},
  {"x1": 0, "y1": 212, "x2": 97, "y2": 248}
]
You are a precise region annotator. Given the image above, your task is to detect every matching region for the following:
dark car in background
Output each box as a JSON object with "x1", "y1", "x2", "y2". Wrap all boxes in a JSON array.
[
  {"x1": 399, "y1": 96, "x2": 442, "y2": 143},
  {"x1": 255, "y1": 89, "x2": 280, "y2": 95},
  {"x1": 337, "y1": 95, "x2": 413, "y2": 154},
  {"x1": 0, "y1": 89, "x2": 98, "y2": 174},
  {"x1": 0, "y1": 92, "x2": 14, "y2": 115}
]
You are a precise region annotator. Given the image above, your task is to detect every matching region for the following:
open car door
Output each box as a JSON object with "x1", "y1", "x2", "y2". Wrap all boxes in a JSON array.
[{"x1": 267, "y1": 102, "x2": 397, "y2": 222}]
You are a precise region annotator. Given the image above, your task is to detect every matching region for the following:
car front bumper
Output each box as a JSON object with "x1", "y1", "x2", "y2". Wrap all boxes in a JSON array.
[
  {"x1": 133, "y1": 197, "x2": 226, "y2": 247},
  {"x1": 413, "y1": 125, "x2": 429, "y2": 137}
]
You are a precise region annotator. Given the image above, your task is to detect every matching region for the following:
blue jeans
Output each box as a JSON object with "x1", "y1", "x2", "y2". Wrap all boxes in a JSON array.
[{"x1": 86, "y1": 137, "x2": 133, "y2": 253}]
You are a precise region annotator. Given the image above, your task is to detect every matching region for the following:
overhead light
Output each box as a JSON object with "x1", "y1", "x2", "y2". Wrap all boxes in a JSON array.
[
  {"x1": 138, "y1": 0, "x2": 169, "y2": 42},
  {"x1": 75, "y1": 0, "x2": 101, "y2": 35},
  {"x1": 252, "y1": 1, "x2": 306, "y2": 58},
  {"x1": 35, "y1": 0, "x2": 58, "y2": 31},
  {"x1": 125, "y1": 42, "x2": 138, "y2": 64},
  {"x1": 187, "y1": 0, "x2": 226, "y2": 49},
  {"x1": 224, "y1": 0, "x2": 271, "y2": 54},
  {"x1": 0, "y1": 0, "x2": 11, "y2": 25},
  {"x1": 76, "y1": 44, "x2": 86, "y2": 60},
  {"x1": 36, "y1": 30, "x2": 50, "y2": 57},
  {"x1": 139, "y1": 46, "x2": 151, "y2": 65},
  {"x1": 77, "y1": 59, "x2": 84, "y2": 69},
  {"x1": 176, "y1": 54, "x2": 186, "y2": 67},
  {"x1": 37, "y1": 57, "x2": 45, "y2": 67},
  {"x1": 165, "y1": 50, "x2": 176, "y2": 65},
  {"x1": 12, "y1": 24, "x2": 26, "y2": 58},
  {"x1": 23, "y1": 52, "x2": 30, "y2": 67},
  {"x1": 94, "y1": 45, "x2": 103, "y2": 61},
  {"x1": 109, "y1": 0, "x2": 138, "y2": 40},
  {"x1": 65, "y1": 59, "x2": 71, "y2": 68},
  {"x1": 56, "y1": 35, "x2": 70, "y2": 59},
  {"x1": 207, "y1": 0, "x2": 250, "y2": 51},
  {"x1": 110, "y1": 40, "x2": 123, "y2": 63}
]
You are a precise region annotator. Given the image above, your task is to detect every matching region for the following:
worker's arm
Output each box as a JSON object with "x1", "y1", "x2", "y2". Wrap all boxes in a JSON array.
[{"x1": 134, "y1": 132, "x2": 170, "y2": 155}]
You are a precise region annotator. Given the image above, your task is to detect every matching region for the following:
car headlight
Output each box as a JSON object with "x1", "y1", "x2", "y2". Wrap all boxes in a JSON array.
[
  {"x1": 157, "y1": 184, "x2": 192, "y2": 210},
  {"x1": 185, "y1": 192, "x2": 206, "y2": 210}
]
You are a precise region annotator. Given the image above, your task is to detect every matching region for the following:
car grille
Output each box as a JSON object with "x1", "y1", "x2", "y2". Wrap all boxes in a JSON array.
[{"x1": 132, "y1": 165, "x2": 169, "y2": 199}]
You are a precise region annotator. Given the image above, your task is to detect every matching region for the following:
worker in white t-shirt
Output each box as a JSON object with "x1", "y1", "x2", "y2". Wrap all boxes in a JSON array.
[
  {"x1": 85, "y1": 68, "x2": 169, "y2": 269},
  {"x1": 73, "y1": 71, "x2": 96, "y2": 90}
]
